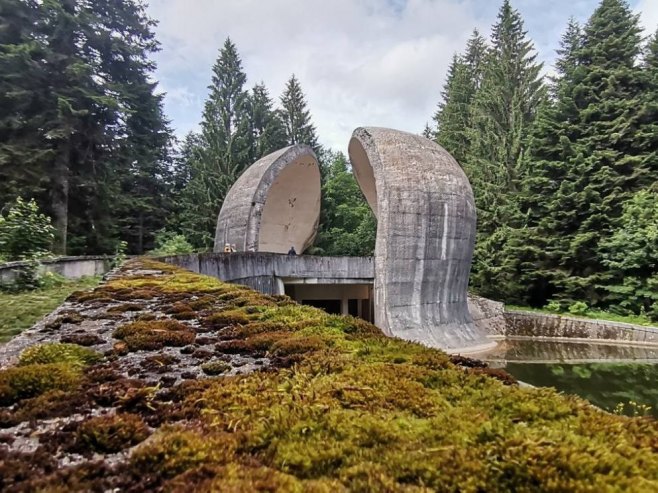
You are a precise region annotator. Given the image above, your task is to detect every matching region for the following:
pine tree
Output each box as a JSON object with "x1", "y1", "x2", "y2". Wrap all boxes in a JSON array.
[
  {"x1": 433, "y1": 30, "x2": 487, "y2": 163},
  {"x1": 465, "y1": 0, "x2": 545, "y2": 301},
  {"x1": 179, "y1": 38, "x2": 252, "y2": 249},
  {"x1": 520, "y1": 18, "x2": 585, "y2": 304},
  {"x1": 525, "y1": 0, "x2": 648, "y2": 308},
  {"x1": 280, "y1": 75, "x2": 320, "y2": 151},
  {"x1": 249, "y1": 83, "x2": 287, "y2": 160}
]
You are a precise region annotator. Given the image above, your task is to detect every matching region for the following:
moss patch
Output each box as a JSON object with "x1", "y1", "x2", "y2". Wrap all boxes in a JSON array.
[
  {"x1": 0, "y1": 276, "x2": 100, "y2": 342},
  {"x1": 1, "y1": 257, "x2": 657, "y2": 491},
  {"x1": 113, "y1": 320, "x2": 195, "y2": 351},
  {"x1": 18, "y1": 343, "x2": 102, "y2": 366},
  {"x1": 76, "y1": 413, "x2": 150, "y2": 453},
  {"x1": 0, "y1": 363, "x2": 83, "y2": 405}
]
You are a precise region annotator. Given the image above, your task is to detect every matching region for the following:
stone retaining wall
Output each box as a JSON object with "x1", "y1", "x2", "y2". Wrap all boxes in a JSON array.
[
  {"x1": 503, "y1": 310, "x2": 658, "y2": 346},
  {"x1": 0, "y1": 256, "x2": 111, "y2": 286}
]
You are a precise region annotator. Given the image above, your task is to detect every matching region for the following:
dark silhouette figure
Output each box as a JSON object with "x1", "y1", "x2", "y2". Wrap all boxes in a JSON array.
[{"x1": 287, "y1": 246, "x2": 297, "y2": 256}]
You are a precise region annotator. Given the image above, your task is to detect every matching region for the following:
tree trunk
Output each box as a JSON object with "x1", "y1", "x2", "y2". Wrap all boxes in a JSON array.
[{"x1": 52, "y1": 142, "x2": 70, "y2": 255}]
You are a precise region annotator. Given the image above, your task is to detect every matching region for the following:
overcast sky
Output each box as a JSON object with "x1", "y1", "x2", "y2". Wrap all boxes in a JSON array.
[{"x1": 146, "y1": 0, "x2": 658, "y2": 152}]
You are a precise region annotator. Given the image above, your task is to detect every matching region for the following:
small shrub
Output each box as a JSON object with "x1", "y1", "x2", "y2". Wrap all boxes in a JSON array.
[
  {"x1": 568, "y1": 301, "x2": 589, "y2": 316},
  {"x1": 149, "y1": 230, "x2": 195, "y2": 257},
  {"x1": 76, "y1": 413, "x2": 150, "y2": 453},
  {"x1": 18, "y1": 343, "x2": 102, "y2": 366},
  {"x1": 0, "y1": 197, "x2": 54, "y2": 261},
  {"x1": 544, "y1": 300, "x2": 562, "y2": 313}
]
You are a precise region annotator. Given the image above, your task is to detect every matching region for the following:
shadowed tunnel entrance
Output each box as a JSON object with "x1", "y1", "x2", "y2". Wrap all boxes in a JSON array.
[{"x1": 284, "y1": 282, "x2": 374, "y2": 322}]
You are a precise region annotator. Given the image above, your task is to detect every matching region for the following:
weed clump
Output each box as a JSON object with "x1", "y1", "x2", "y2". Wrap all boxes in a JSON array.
[
  {"x1": 76, "y1": 413, "x2": 150, "y2": 453},
  {"x1": 18, "y1": 343, "x2": 102, "y2": 366},
  {"x1": 0, "y1": 363, "x2": 82, "y2": 405},
  {"x1": 113, "y1": 320, "x2": 195, "y2": 351}
]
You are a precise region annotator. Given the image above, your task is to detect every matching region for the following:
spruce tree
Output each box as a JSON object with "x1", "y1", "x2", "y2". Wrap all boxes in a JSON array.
[
  {"x1": 249, "y1": 83, "x2": 287, "y2": 160},
  {"x1": 522, "y1": 0, "x2": 651, "y2": 311},
  {"x1": 0, "y1": 0, "x2": 172, "y2": 255},
  {"x1": 179, "y1": 38, "x2": 252, "y2": 249},
  {"x1": 280, "y1": 75, "x2": 320, "y2": 151},
  {"x1": 433, "y1": 30, "x2": 487, "y2": 163},
  {"x1": 465, "y1": 0, "x2": 545, "y2": 301},
  {"x1": 520, "y1": 18, "x2": 585, "y2": 304}
]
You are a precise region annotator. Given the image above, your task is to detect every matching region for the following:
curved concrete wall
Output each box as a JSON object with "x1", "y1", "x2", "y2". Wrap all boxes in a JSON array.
[
  {"x1": 214, "y1": 145, "x2": 321, "y2": 254},
  {"x1": 348, "y1": 127, "x2": 493, "y2": 352}
]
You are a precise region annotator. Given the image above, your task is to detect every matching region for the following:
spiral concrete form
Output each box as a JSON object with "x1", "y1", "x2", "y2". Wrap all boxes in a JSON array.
[
  {"x1": 348, "y1": 127, "x2": 494, "y2": 352},
  {"x1": 214, "y1": 145, "x2": 321, "y2": 254}
]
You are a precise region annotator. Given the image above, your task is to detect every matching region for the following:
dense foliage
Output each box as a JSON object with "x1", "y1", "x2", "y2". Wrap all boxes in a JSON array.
[
  {"x1": 311, "y1": 152, "x2": 376, "y2": 256},
  {"x1": 432, "y1": 0, "x2": 658, "y2": 321},
  {"x1": 0, "y1": 0, "x2": 174, "y2": 255}
]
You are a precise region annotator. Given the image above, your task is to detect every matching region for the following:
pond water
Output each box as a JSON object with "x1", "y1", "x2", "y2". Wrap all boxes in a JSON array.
[{"x1": 482, "y1": 339, "x2": 658, "y2": 418}]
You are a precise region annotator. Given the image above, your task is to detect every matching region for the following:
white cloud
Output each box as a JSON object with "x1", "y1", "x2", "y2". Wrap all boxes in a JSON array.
[
  {"x1": 149, "y1": 1, "x2": 648, "y2": 153},
  {"x1": 147, "y1": 0, "x2": 485, "y2": 151},
  {"x1": 637, "y1": 0, "x2": 658, "y2": 34}
]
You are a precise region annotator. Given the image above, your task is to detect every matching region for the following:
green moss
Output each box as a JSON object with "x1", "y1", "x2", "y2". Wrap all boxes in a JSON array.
[
  {"x1": 201, "y1": 361, "x2": 231, "y2": 376},
  {"x1": 77, "y1": 413, "x2": 150, "y2": 453},
  {"x1": 203, "y1": 309, "x2": 251, "y2": 328},
  {"x1": 18, "y1": 343, "x2": 102, "y2": 366},
  {"x1": 0, "y1": 363, "x2": 82, "y2": 405},
  {"x1": 5, "y1": 258, "x2": 652, "y2": 491},
  {"x1": 129, "y1": 428, "x2": 237, "y2": 478},
  {"x1": 113, "y1": 320, "x2": 195, "y2": 351}
]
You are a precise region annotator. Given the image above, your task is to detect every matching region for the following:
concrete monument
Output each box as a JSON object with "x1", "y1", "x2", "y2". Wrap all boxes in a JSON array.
[
  {"x1": 214, "y1": 145, "x2": 321, "y2": 254},
  {"x1": 348, "y1": 127, "x2": 493, "y2": 351},
  {"x1": 214, "y1": 129, "x2": 494, "y2": 352}
]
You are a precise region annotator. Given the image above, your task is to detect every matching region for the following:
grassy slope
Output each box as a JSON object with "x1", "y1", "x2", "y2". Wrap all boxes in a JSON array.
[
  {"x1": 506, "y1": 304, "x2": 656, "y2": 327},
  {"x1": 0, "y1": 259, "x2": 656, "y2": 492},
  {"x1": 0, "y1": 277, "x2": 100, "y2": 343}
]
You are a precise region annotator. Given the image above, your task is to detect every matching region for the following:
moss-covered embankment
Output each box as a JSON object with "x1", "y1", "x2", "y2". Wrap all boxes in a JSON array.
[{"x1": 0, "y1": 258, "x2": 656, "y2": 492}]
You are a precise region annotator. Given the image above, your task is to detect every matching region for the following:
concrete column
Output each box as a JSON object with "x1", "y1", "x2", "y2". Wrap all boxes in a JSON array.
[{"x1": 341, "y1": 296, "x2": 349, "y2": 316}]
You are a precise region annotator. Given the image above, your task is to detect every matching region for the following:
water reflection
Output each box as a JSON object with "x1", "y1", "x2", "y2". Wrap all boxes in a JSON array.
[{"x1": 482, "y1": 339, "x2": 658, "y2": 418}]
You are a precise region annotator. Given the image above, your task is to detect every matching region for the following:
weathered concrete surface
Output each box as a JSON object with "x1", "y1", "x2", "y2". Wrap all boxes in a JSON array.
[
  {"x1": 0, "y1": 256, "x2": 110, "y2": 287},
  {"x1": 214, "y1": 145, "x2": 321, "y2": 254},
  {"x1": 348, "y1": 127, "x2": 494, "y2": 352},
  {"x1": 469, "y1": 295, "x2": 506, "y2": 336},
  {"x1": 161, "y1": 253, "x2": 374, "y2": 296},
  {"x1": 503, "y1": 311, "x2": 658, "y2": 346},
  {"x1": 161, "y1": 254, "x2": 503, "y2": 340}
]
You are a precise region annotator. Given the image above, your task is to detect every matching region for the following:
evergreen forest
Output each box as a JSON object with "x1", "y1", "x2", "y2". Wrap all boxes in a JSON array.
[{"x1": 0, "y1": 0, "x2": 656, "y2": 321}]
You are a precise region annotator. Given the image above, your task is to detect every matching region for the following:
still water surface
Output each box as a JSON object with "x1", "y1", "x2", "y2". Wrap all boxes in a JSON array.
[{"x1": 482, "y1": 339, "x2": 658, "y2": 418}]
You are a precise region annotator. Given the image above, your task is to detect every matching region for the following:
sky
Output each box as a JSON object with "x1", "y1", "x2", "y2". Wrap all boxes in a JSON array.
[{"x1": 146, "y1": 0, "x2": 658, "y2": 152}]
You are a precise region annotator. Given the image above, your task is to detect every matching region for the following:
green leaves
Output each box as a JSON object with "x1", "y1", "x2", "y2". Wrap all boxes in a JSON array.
[{"x1": 0, "y1": 197, "x2": 54, "y2": 261}]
